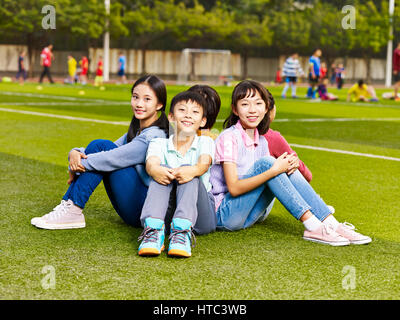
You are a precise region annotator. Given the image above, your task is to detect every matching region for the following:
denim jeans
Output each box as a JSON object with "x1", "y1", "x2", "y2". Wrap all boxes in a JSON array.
[
  {"x1": 63, "y1": 139, "x2": 148, "y2": 227},
  {"x1": 216, "y1": 156, "x2": 331, "y2": 231}
]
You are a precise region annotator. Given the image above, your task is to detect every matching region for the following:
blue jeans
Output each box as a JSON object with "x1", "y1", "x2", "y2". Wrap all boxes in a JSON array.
[
  {"x1": 63, "y1": 139, "x2": 148, "y2": 227},
  {"x1": 216, "y1": 156, "x2": 331, "y2": 231}
]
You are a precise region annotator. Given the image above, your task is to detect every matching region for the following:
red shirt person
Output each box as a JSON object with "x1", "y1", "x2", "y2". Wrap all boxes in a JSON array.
[{"x1": 39, "y1": 44, "x2": 54, "y2": 83}]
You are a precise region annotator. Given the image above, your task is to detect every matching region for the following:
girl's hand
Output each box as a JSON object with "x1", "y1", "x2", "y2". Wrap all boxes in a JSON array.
[
  {"x1": 69, "y1": 150, "x2": 87, "y2": 173},
  {"x1": 151, "y1": 166, "x2": 175, "y2": 186},
  {"x1": 67, "y1": 171, "x2": 76, "y2": 185},
  {"x1": 172, "y1": 166, "x2": 196, "y2": 184},
  {"x1": 287, "y1": 154, "x2": 300, "y2": 175},
  {"x1": 271, "y1": 152, "x2": 291, "y2": 175}
]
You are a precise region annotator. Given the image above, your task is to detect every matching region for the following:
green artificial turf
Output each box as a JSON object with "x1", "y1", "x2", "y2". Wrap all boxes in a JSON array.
[{"x1": 0, "y1": 82, "x2": 399, "y2": 299}]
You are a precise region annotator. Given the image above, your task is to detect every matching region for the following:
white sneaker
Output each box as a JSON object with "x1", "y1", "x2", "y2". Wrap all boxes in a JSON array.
[
  {"x1": 31, "y1": 200, "x2": 85, "y2": 230},
  {"x1": 303, "y1": 224, "x2": 350, "y2": 246},
  {"x1": 335, "y1": 222, "x2": 372, "y2": 245}
]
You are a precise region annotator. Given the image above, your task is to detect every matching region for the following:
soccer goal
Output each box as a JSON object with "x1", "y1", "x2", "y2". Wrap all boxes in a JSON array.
[{"x1": 177, "y1": 48, "x2": 232, "y2": 85}]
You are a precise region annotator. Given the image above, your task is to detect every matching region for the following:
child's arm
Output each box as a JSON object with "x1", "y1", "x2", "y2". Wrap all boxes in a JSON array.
[
  {"x1": 146, "y1": 156, "x2": 175, "y2": 186},
  {"x1": 173, "y1": 154, "x2": 212, "y2": 184},
  {"x1": 173, "y1": 136, "x2": 214, "y2": 184},
  {"x1": 223, "y1": 153, "x2": 290, "y2": 197},
  {"x1": 265, "y1": 130, "x2": 312, "y2": 182}
]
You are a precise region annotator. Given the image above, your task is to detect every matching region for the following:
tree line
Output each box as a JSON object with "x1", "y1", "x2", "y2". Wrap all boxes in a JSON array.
[{"x1": 0, "y1": 0, "x2": 398, "y2": 79}]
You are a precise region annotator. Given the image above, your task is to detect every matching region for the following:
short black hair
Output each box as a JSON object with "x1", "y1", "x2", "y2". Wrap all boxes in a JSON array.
[
  {"x1": 170, "y1": 91, "x2": 208, "y2": 118},
  {"x1": 358, "y1": 79, "x2": 364, "y2": 86},
  {"x1": 188, "y1": 85, "x2": 221, "y2": 129}
]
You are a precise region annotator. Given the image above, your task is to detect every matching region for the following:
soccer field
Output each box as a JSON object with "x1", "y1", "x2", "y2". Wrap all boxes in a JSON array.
[{"x1": 1, "y1": 82, "x2": 399, "y2": 299}]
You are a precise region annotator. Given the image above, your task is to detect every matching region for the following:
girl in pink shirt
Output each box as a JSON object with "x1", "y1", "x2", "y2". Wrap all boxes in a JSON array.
[{"x1": 210, "y1": 80, "x2": 371, "y2": 246}]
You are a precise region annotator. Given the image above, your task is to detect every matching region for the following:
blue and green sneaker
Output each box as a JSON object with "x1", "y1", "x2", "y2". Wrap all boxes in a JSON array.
[
  {"x1": 168, "y1": 218, "x2": 196, "y2": 258},
  {"x1": 138, "y1": 218, "x2": 165, "y2": 256}
]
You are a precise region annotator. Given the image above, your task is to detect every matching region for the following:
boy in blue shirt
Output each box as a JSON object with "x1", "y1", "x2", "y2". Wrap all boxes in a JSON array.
[
  {"x1": 307, "y1": 49, "x2": 322, "y2": 99},
  {"x1": 138, "y1": 91, "x2": 215, "y2": 258}
]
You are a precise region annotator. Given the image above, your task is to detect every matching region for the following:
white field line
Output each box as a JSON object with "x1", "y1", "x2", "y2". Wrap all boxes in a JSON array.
[
  {"x1": 0, "y1": 102, "x2": 123, "y2": 106},
  {"x1": 290, "y1": 144, "x2": 400, "y2": 162},
  {"x1": 0, "y1": 91, "x2": 124, "y2": 103},
  {"x1": 216, "y1": 117, "x2": 400, "y2": 123},
  {"x1": 0, "y1": 107, "x2": 129, "y2": 126},
  {"x1": 1, "y1": 107, "x2": 399, "y2": 162}
]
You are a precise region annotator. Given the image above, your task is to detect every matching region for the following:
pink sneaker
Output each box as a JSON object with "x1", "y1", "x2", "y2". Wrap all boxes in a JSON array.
[
  {"x1": 31, "y1": 200, "x2": 85, "y2": 230},
  {"x1": 335, "y1": 222, "x2": 371, "y2": 245},
  {"x1": 303, "y1": 224, "x2": 350, "y2": 246}
]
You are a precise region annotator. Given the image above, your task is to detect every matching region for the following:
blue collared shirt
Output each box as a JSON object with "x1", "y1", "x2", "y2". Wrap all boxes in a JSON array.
[{"x1": 146, "y1": 134, "x2": 215, "y2": 191}]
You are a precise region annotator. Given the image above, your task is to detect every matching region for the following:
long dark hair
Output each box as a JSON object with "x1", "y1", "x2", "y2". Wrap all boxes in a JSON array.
[
  {"x1": 126, "y1": 75, "x2": 169, "y2": 142},
  {"x1": 188, "y1": 84, "x2": 221, "y2": 129},
  {"x1": 223, "y1": 80, "x2": 274, "y2": 135}
]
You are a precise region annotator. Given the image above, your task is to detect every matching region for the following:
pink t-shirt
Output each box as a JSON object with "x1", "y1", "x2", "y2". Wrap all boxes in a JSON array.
[{"x1": 210, "y1": 120, "x2": 270, "y2": 210}]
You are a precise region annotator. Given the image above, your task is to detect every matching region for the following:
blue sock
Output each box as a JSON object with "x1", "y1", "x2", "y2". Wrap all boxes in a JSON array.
[{"x1": 307, "y1": 87, "x2": 313, "y2": 97}]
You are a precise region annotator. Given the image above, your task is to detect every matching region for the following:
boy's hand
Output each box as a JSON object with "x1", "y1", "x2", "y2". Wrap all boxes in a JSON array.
[
  {"x1": 172, "y1": 166, "x2": 197, "y2": 184},
  {"x1": 151, "y1": 166, "x2": 175, "y2": 186},
  {"x1": 69, "y1": 150, "x2": 87, "y2": 173},
  {"x1": 286, "y1": 154, "x2": 300, "y2": 175}
]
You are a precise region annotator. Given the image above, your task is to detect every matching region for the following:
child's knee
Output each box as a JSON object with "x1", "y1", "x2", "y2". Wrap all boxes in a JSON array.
[
  {"x1": 85, "y1": 139, "x2": 115, "y2": 153},
  {"x1": 254, "y1": 155, "x2": 276, "y2": 171}
]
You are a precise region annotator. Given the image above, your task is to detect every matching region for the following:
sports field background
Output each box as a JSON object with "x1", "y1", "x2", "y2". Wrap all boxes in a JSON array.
[{"x1": 1, "y1": 82, "x2": 399, "y2": 299}]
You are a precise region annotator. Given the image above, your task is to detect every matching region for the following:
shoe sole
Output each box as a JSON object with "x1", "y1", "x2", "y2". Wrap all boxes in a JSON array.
[
  {"x1": 33, "y1": 221, "x2": 86, "y2": 230},
  {"x1": 138, "y1": 245, "x2": 165, "y2": 257},
  {"x1": 349, "y1": 238, "x2": 372, "y2": 245},
  {"x1": 168, "y1": 249, "x2": 191, "y2": 258},
  {"x1": 303, "y1": 236, "x2": 350, "y2": 246}
]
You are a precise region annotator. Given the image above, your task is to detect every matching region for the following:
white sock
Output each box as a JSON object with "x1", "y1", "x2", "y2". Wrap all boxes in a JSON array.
[
  {"x1": 302, "y1": 215, "x2": 322, "y2": 231},
  {"x1": 291, "y1": 84, "x2": 297, "y2": 96},
  {"x1": 282, "y1": 84, "x2": 289, "y2": 95},
  {"x1": 323, "y1": 215, "x2": 340, "y2": 230}
]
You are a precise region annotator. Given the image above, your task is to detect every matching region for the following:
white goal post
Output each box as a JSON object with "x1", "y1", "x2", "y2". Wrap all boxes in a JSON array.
[{"x1": 177, "y1": 48, "x2": 232, "y2": 85}]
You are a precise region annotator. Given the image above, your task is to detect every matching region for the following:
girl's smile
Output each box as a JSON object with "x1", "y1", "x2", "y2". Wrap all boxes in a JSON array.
[
  {"x1": 234, "y1": 90, "x2": 267, "y2": 129},
  {"x1": 131, "y1": 83, "x2": 163, "y2": 122}
]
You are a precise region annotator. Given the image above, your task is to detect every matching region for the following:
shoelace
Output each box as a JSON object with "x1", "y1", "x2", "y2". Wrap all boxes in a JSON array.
[
  {"x1": 322, "y1": 223, "x2": 336, "y2": 236},
  {"x1": 138, "y1": 227, "x2": 160, "y2": 244},
  {"x1": 342, "y1": 222, "x2": 356, "y2": 230},
  {"x1": 340, "y1": 222, "x2": 360, "y2": 236},
  {"x1": 169, "y1": 229, "x2": 196, "y2": 248},
  {"x1": 46, "y1": 200, "x2": 72, "y2": 220}
]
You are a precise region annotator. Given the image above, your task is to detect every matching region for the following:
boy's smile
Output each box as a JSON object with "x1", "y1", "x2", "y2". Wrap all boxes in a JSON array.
[{"x1": 169, "y1": 100, "x2": 207, "y2": 135}]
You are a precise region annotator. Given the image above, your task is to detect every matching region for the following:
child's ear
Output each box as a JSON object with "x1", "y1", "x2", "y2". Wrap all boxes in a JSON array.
[
  {"x1": 167, "y1": 113, "x2": 175, "y2": 122},
  {"x1": 232, "y1": 104, "x2": 238, "y2": 116},
  {"x1": 200, "y1": 117, "x2": 207, "y2": 128}
]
